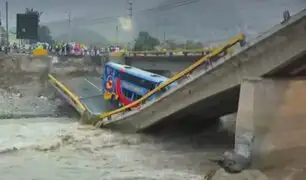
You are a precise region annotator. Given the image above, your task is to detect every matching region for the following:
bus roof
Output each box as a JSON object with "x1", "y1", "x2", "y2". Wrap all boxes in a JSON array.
[{"x1": 105, "y1": 61, "x2": 169, "y2": 83}]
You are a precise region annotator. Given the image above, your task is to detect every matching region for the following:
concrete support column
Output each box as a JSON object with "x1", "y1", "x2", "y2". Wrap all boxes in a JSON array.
[{"x1": 227, "y1": 77, "x2": 306, "y2": 173}]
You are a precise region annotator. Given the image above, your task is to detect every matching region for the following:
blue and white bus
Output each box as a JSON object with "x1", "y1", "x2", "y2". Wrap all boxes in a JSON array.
[{"x1": 103, "y1": 62, "x2": 177, "y2": 107}]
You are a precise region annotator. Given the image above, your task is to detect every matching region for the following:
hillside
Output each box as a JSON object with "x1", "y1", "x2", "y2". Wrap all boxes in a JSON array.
[
  {"x1": 134, "y1": 0, "x2": 306, "y2": 43},
  {"x1": 7, "y1": 0, "x2": 305, "y2": 44},
  {"x1": 44, "y1": 0, "x2": 305, "y2": 44},
  {"x1": 53, "y1": 28, "x2": 109, "y2": 45}
]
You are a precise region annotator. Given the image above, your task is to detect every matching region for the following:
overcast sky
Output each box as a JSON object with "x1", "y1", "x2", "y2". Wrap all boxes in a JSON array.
[
  {"x1": 1, "y1": 0, "x2": 305, "y2": 42},
  {"x1": 1, "y1": 0, "x2": 163, "y2": 25}
]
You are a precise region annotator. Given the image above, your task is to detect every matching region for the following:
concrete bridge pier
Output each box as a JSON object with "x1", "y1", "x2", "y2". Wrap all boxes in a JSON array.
[{"x1": 226, "y1": 77, "x2": 306, "y2": 174}]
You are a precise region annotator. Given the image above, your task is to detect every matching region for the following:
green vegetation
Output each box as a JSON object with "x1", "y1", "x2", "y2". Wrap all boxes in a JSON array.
[
  {"x1": 163, "y1": 39, "x2": 203, "y2": 50},
  {"x1": 134, "y1": 31, "x2": 160, "y2": 51},
  {"x1": 133, "y1": 31, "x2": 204, "y2": 51}
]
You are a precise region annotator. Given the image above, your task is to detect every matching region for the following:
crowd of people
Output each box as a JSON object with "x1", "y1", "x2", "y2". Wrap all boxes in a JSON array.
[
  {"x1": 39, "y1": 42, "x2": 125, "y2": 57},
  {"x1": 6, "y1": 41, "x2": 125, "y2": 57}
]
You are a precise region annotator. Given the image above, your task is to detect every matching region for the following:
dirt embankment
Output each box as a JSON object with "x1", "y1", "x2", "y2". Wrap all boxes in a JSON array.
[
  {"x1": 0, "y1": 54, "x2": 69, "y2": 118},
  {"x1": 0, "y1": 55, "x2": 33, "y2": 89},
  {"x1": 0, "y1": 54, "x2": 99, "y2": 119}
]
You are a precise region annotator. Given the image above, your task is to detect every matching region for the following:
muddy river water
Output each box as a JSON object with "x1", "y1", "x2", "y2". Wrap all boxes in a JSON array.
[{"x1": 0, "y1": 116, "x2": 234, "y2": 180}]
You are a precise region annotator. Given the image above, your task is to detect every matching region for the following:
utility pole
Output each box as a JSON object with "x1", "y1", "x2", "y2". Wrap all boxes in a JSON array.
[
  {"x1": 128, "y1": 1, "x2": 133, "y2": 45},
  {"x1": 5, "y1": 1, "x2": 9, "y2": 47},
  {"x1": 67, "y1": 12, "x2": 71, "y2": 42},
  {"x1": 128, "y1": 1, "x2": 132, "y2": 20},
  {"x1": 115, "y1": 24, "x2": 118, "y2": 45},
  {"x1": 0, "y1": 10, "x2": 4, "y2": 47},
  {"x1": 0, "y1": 10, "x2": 2, "y2": 26}
]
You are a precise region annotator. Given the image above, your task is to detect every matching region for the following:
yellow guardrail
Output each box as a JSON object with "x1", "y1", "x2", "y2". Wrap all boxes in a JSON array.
[
  {"x1": 123, "y1": 48, "x2": 215, "y2": 56},
  {"x1": 32, "y1": 48, "x2": 48, "y2": 56},
  {"x1": 110, "y1": 52, "x2": 124, "y2": 57},
  {"x1": 48, "y1": 74, "x2": 86, "y2": 112},
  {"x1": 97, "y1": 33, "x2": 245, "y2": 121},
  {"x1": 128, "y1": 48, "x2": 212, "y2": 54}
]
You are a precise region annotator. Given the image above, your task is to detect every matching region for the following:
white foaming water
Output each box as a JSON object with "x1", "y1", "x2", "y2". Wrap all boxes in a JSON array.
[
  {"x1": 0, "y1": 117, "x2": 77, "y2": 153},
  {"x1": 0, "y1": 117, "x2": 223, "y2": 180}
]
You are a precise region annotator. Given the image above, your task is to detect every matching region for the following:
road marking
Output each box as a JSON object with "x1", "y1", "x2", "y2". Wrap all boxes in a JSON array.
[{"x1": 84, "y1": 78, "x2": 102, "y2": 92}]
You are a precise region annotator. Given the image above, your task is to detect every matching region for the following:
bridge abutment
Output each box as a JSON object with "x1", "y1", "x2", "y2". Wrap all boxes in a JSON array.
[{"x1": 231, "y1": 77, "x2": 306, "y2": 172}]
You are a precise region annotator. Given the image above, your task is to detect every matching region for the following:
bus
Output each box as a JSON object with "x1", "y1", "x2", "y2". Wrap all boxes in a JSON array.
[{"x1": 102, "y1": 62, "x2": 177, "y2": 108}]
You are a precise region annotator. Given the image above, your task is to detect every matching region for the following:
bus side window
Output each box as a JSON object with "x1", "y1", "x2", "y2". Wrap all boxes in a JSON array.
[
  {"x1": 134, "y1": 94, "x2": 142, "y2": 101},
  {"x1": 122, "y1": 88, "x2": 133, "y2": 99},
  {"x1": 120, "y1": 72, "x2": 155, "y2": 91}
]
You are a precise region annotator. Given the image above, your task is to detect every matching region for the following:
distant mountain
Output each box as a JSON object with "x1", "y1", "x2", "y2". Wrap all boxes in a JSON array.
[
  {"x1": 46, "y1": 20, "x2": 133, "y2": 44},
  {"x1": 6, "y1": 0, "x2": 305, "y2": 44},
  {"x1": 40, "y1": 0, "x2": 305, "y2": 44},
  {"x1": 53, "y1": 28, "x2": 109, "y2": 45},
  {"x1": 134, "y1": 0, "x2": 306, "y2": 43}
]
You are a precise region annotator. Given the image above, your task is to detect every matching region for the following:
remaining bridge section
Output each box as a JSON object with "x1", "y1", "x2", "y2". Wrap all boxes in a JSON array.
[
  {"x1": 124, "y1": 56, "x2": 201, "y2": 72},
  {"x1": 232, "y1": 77, "x2": 306, "y2": 173},
  {"x1": 122, "y1": 49, "x2": 211, "y2": 71},
  {"x1": 108, "y1": 52, "x2": 207, "y2": 72},
  {"x1": 101, "y1": 9, "x2": 306, "y2": 132}
]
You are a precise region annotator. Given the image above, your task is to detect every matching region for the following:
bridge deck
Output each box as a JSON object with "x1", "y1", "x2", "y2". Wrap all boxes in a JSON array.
[
  {"x1": 49, "y1": 75, "x2": 115, "y2": 115},
  {"x1": 62, "y1": 77, "x2": 102, "y2": 98}
]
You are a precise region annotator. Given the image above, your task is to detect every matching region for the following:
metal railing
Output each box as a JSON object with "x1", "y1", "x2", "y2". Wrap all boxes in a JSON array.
[
  {"x1": 48, "y1": 74, "x2": 86, "y2": 112},
  {"x1": 96, "y1": 33, "x2": 246, "y2": 122},
  {"x1": 124, "y1": 48, "x2": 214, "y2": 57}
]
